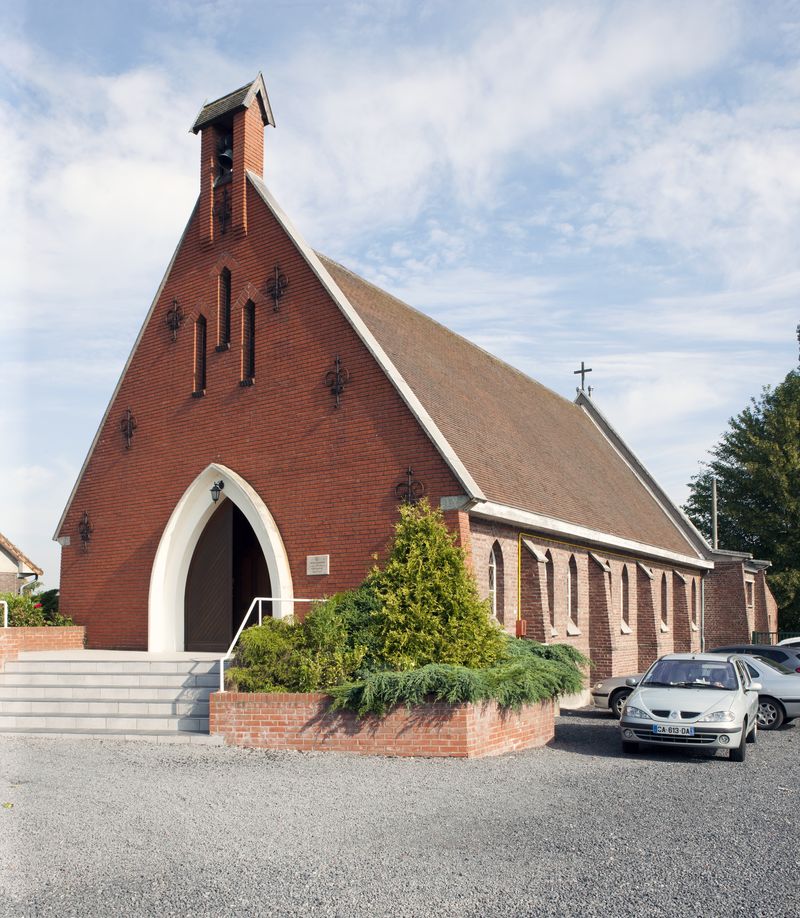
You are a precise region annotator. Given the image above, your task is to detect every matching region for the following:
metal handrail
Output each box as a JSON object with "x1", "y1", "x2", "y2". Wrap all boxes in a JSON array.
[
  {"x1": 1, "y1": 600, "x2": 7, "y2": 628},
  {"x1": 218, "y1": 596, "x2": 320, "y2": 693}
]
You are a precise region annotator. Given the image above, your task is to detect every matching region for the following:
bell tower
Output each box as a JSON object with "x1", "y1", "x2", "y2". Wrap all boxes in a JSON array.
[{"x1": 191, "y1": 74, "x2": 275, "y2": 244}]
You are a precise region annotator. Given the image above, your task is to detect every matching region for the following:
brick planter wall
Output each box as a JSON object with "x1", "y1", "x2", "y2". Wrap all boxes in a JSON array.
[
  {"x1": 210, "y1": 691, "x2": 555, "y2": 758},
  {"x1": 0, "y1": 626, "x2": 86, "y2": 670}
]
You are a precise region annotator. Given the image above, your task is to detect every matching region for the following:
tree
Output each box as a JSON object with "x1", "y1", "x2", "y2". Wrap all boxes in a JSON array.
[
  {"x1": 366, "y1": 499, "x2": 506, "y2": 671},
  {"x1": 684, "y1": 369, "x2": 800, "y2": 630}
]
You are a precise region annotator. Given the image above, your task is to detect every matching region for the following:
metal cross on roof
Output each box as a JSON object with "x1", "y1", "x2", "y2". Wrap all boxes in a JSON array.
[{"x1": 573, "y1": 360, "x2": 593, "y2": 391}]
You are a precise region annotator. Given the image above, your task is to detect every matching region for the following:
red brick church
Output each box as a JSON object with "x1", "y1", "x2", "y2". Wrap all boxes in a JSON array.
[{"x1": 55, "y1": 75, "x2": 777, "y2": 680}]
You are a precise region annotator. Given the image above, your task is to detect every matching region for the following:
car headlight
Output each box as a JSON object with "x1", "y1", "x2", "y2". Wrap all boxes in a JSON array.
[
  {"x1": 699, "y1": 710, "x2": 736, "y2": 723},
  {"x1": 593, "y1": 681, "x2": 605, "y2": 690},
  {"x1": 624, "y1": 705, "x2": 651, "y2": 720}
]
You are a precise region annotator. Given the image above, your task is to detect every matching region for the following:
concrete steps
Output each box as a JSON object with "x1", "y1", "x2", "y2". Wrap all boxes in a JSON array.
[{"x1": 0, "y1": 651, "x2": 221, "y2": 741}]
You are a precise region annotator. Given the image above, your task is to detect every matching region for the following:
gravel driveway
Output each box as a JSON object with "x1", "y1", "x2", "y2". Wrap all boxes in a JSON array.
[{"x1": 1, "y1": 710, "x2": 797, "y2": 918}]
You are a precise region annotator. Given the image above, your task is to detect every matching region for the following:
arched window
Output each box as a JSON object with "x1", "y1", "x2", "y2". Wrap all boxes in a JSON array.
[
  {"x1": 192, "y1": 315, "x2": 206, "y2": 397},
  {"x1": 488, "y1": 547, "x2": 497, "y2": 619},
  {"x1": 568, "y1": 555, "x2": 579, "y2": 626},
  {"x1": 217, "y1": 268, "x2": 231, "y2": 350},
  {"x1": 241, "y1": 300, "x2": 255, "y2": 386},
  {"x1": 488, "y1": 541, "x2": 504, "y2": 624},
  {"x1": 545, "y1": 550, "x2": 555, "y2": 628},
  {"x1": 621, "y1": 564, "x2": 630, "y2": 627},
  {"x1": 661, "y1": 572, "x2": 669, "y2": 626}
]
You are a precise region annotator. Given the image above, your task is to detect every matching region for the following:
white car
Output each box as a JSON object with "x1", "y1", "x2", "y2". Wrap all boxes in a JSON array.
[
  {"x1": 739, "y1": 654, "x2": 800, "y2": 729},
  {"x1": 777, "y1": 636, "x2": 800, "y2": 648},
  {"x1": 620, "y1": 653, "x2": 760, "y2": 762}
]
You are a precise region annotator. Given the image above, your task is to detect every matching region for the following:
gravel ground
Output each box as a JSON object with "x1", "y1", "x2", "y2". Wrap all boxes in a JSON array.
[{"x1": 1, "y1": 710, "x2": 797, "y2": 918}]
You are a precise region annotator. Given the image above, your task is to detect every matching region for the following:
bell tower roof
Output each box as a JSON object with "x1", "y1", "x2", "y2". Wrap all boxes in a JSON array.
[{"x1": 190, "y1": 73, "x2": 275, "y2": 134}]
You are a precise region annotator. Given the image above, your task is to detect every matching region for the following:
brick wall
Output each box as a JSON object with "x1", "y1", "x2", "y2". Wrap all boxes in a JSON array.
[
  {"x1": 704, "y1": 562, "x2": 778, "y2": 646},
  {"x1": 0, "y1": 626, "x2": 86, "y2": 670},
  {"x1": 57, "y1": 104, "x2": 462, "y2": 649},
  {"x1": 469, "y1": 519, "x2": 702, "y2": 680},
  {"x1": 210, "y1": 691, "x2": 555, "y2": 757},
  {"x1": 0, "y1": 573, "x2": 18, "y2": 594}
]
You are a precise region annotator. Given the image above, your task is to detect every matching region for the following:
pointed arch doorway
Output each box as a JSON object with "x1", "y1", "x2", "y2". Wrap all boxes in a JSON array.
[
  {"x1": 184, "y1": 500, "x2": 271, "y2": 651},
  {"x1": 148, "y1": 464, "x2": 294, "y2": 653}
]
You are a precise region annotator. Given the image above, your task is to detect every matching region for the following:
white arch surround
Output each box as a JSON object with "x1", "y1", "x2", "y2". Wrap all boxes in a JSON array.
[{"x1": 148, "y1": 463, "x2": 294, "y2": 652}]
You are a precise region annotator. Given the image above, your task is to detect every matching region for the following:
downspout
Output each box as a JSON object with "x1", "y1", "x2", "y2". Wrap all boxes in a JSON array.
[{"x1": 700, "y1": 575, "x2": 706, "y2": 652}]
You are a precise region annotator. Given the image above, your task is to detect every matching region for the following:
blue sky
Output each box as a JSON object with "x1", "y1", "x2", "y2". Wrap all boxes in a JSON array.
[{"x1": 2, "y1": 0, "x2": 798, "y2": 588}]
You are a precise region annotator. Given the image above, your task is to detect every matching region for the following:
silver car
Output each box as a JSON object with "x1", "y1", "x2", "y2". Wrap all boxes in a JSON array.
[
  {"x1": 591, "y1": 673, "x2": 642, "y2": 718},
  {"x1": 739, "y1": 654, "x2": 800, "y2": 729},
  {"x1": 620, "y1": 653, "x2": 760, "y2": 762}
]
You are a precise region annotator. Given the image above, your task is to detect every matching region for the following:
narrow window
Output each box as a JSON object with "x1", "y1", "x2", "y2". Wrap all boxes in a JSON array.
[
  {"x1": 241, "y1": 300, "x2": 255, "y2": 386},
  {"x1": 569, "y1": 555, "x2": 578, "y2": 626},
  {"x1": 488, "y1": 547, "x2": 497, "y2": 619},
  {"x1": 691, "y1": 579, "x2": 698, "y2": 625},
  {"x1": 745, "y1": 580, "x2": 754, "y2": 607},
  {"x1": 661, "y1": 572, "x2": 668, "y2": 626},
  {"x1": 545, "y1": 550, "x2": 555, "y2": 628},
  {"x1": 192, "y1": 315, "x2": 206, "y2": 397},
  {"x1": 217, "y1": 268, "x2": 231, "y2": 350},
  {"x1": 621, "y1": 565, "x2": 630, "y2": 627}
]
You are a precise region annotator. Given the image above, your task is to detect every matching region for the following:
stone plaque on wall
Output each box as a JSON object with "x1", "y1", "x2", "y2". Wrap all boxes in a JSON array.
[{"x1": 306, "y1": 554, "x2": 330, "y2": 576}]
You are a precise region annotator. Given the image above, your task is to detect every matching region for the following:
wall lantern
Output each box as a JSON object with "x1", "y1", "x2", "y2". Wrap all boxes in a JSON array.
[{"x1": 210, "y1": 480, "x2": 225, "y2": 503}]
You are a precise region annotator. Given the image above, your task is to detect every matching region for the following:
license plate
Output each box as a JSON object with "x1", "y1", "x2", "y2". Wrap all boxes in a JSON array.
[{"x1": 653, "y1": 724, "x2": 694, "y2": 736}]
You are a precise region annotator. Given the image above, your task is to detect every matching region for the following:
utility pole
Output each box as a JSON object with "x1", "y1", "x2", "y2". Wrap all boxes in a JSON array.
[{"x1": 711, "y1": 475, "x2": 718, "y2": 550}]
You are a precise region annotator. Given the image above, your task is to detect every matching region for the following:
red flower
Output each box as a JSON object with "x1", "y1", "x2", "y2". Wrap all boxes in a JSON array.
[{"x1": 34, "y1": 603, "x2": 42, "y2": 608}]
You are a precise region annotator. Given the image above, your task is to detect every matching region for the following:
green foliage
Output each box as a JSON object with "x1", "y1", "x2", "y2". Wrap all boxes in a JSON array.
[
  {"x1": 224, "y1": 501, "x2": 585, "y2": 711},
  {"x1": 684, "y1": 369, "x2": 800, "y2": 629},
  {"x1": 0, "y1": 591, "x2": 73, "y2": 627},
  {"x1": 365, "y1": 499, "x2": 506, "y2": 670},
  {"x1": 329, "y1": 638, "x2": 587, "y2": 716},
  {"x1": 225, "y1": 617, "x2": 301, "y2": 693}
]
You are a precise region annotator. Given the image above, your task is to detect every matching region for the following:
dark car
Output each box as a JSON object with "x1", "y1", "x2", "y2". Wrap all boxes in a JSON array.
[{"x1": 710, "y1": 644, "x2": 800, "y2": 674}]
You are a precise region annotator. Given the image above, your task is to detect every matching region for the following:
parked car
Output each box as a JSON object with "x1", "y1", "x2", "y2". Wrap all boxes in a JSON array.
[
  {"x1": 592, "y1": 673, "x2": 643, "y2": 718},
  {"x1": 710, "y1": 643, "x2": 800, "y2": 673},
  {"x1": 738, "y1": 654, "x2": 800, "y2": 729},
  {"x1": 777, "y1": 636, "x2": 800, "y2": 648},
  {"x1": 619, "y1": 653, "x2": 760, "y2": 761}
]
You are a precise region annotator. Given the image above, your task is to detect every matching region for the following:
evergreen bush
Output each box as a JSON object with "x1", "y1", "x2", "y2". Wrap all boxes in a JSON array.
[{"x1": 365, "y1": 499, "x2": 506, "y2": 670}]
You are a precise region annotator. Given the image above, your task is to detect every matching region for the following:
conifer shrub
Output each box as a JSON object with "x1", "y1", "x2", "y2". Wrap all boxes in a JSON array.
[{"x1": 364, "y1": 499, "x2": 506, "y2": 670}]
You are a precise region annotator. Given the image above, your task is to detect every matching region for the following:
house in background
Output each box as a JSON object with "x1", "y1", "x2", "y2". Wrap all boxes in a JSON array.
[
  {"x1": 0, "y1": 532, "x2": 42, "y2": 594},
  {"x1": 54, "y1": 75, "x2": 777, "y2": 677}
]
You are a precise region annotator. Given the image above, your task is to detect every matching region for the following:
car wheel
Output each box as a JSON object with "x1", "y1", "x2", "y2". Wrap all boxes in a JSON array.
[
  {"x1": 757, "y1": 697, "x2": 785, "y2": 730},
  {"x1": 730, "y1": 730, "x2": 746, "y2": 762},
  {"x1": 610, "y1": 689, "x2": 631, "y2": 719},
  {"x1": 621, "y1": 740, "x2": 638, "y2": 754}
]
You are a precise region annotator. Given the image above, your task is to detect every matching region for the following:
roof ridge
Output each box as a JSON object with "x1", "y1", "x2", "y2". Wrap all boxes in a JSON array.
[{"x1": 315, "y1": 253, "x2": 582, "y2": 413}]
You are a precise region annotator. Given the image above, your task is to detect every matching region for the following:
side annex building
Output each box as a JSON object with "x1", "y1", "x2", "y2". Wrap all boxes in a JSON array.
[{"x1": 54, "y1": 76, "x2": 778, "y2": 680}]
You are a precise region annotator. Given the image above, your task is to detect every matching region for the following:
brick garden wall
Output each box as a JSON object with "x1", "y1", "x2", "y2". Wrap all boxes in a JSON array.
[
  {"x1": 0, "y1": 626, "x2": 86, "y2": 670},
  {"x1": 210, "y1": 691, "x2": 555, "y2": 757}
]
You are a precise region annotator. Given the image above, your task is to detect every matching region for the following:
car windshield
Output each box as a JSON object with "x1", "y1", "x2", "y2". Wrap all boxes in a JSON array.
[
  {"x1": 642, "y1": 660, "x2": 738, "y2": 690},
  {"x1": 752, "y1": 655, "x2": 794, "y2": 675}
]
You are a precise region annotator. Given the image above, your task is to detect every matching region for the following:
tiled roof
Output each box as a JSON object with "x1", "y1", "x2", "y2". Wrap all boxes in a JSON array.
[
  {"x1": 0, "y1": 532, "x2": 43, "y2": 576},
  {"x1": 191, "y1": 74, "x2": 275, "y2": 134},
  {"x1": 319, "y1": 255, "x2": 696, "y2": 556}
]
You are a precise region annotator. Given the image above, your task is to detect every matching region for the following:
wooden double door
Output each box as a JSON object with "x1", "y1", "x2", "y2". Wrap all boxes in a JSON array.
[{"x1": 184, "y1": 501, "x2": 271, "y2": 652}]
